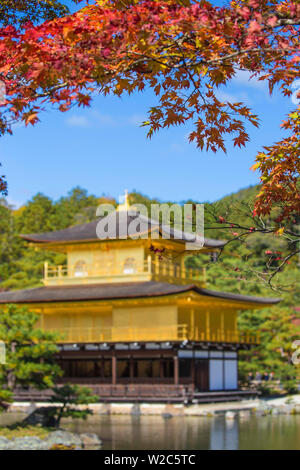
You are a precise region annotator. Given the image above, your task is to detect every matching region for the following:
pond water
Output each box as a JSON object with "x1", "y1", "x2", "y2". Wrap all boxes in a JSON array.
[
  {"x1": 63, "y1": 414, "x2": 300, "y2": 450},
  {"x1": 1, "y1": 412, "x2": 299, "y2": 450}
]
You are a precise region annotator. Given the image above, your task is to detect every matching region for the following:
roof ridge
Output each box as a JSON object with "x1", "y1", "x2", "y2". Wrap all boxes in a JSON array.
[{"x1": 20, "y1": 209, "x2": 226, "y2": 248}]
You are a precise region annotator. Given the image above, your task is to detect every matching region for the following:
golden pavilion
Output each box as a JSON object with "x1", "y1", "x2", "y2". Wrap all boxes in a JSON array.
[{"x1": 0, "y1": 194, "x2": 280, "y2": 402}]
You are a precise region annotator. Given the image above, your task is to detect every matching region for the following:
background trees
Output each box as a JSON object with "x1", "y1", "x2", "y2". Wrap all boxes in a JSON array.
[
  {"x1": 0, "y1": 0, "x2": 70, "y2": 27},
  {"x1": 0, "y1": 185, "x2": 299, "y2": 392}
]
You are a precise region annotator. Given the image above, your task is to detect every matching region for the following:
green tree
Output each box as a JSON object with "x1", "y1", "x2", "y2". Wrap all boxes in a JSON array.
[
  {"x1": 0, "y1": 200, "x2": 23, "y2": 285},
  {"x1": 52, "y1": 187, "x2": 100, "y2": 229},
  {"x1": 49, "y1": 384, "x2": 98, "y2": 428},
  {"x1": 0, "y1": 0, "x2": 71, "y2": 27},
  {"x1": 0, "y1": 304, "x2": 62, "y2": 409},
  {"x1": 239, "y1": 304, "x2": 300, "y2": 394},
  {"x1": 16, "y1": 193, "x2": 55, "y2": 234}
]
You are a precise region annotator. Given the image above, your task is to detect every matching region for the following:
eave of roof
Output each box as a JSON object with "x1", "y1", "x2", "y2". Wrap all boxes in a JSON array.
[{"x1": 0, "y1": 282, "x2": 281, "y2": 306}]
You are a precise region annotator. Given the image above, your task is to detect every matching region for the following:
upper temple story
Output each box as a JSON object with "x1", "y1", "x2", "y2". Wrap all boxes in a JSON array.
[{"x1": 20, "y1": 206, "x2": 226, "y2": 287}]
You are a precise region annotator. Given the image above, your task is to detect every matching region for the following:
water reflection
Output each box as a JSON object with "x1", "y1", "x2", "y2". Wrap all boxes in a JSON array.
[
  {"x1": 1, "y1": 412, "x2": 299, "y2": 450},
  {"x1": 63, "y1": 414, "x2": 300, "y2": 450},
  {"x1": 210, "y1": 418, "x2": 238, "y2": 450}
]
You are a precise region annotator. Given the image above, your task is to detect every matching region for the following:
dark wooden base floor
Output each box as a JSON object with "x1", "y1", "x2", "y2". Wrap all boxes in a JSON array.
[{"x1": 13, "y1": 384, "x2": 259, "y2": 404}]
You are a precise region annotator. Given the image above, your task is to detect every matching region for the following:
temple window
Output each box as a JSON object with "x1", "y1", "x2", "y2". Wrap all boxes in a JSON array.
[
  {"x1": 59, "y1": 359, "x2": 112, "y2": 378},
  {"x1": 117, "y1": 359, "x2": 130, "y2": 378},
  {"x1": 73, "y1": 260, "x2": 88, "y2": 277},
  {"x1": 161, "y1": 359, "x2": 174, "y2": 378},
  {"x1": 123, "y1": 257, "x2": 137, "y2": 274},
  {"x1": 132, "y1": 359, "x2": 160, "y2": 378},
  {"x1": 179, "y1": 359, "x2": 192, "y2": 378}
]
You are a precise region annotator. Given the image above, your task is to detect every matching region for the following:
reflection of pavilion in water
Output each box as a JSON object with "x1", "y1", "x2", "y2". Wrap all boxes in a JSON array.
[
  {"x1": 66, "y1": 413, "x2": 240, "y2": 450},
  {"x1": 210, "y1": 418, "x2": 239, "y2": 450},
  {"x1": 164, "y1": 415, "x2": 239, "y2": 450},
  {"x1": 63, "y1": 411, "x2": 299, "y2": 450}
]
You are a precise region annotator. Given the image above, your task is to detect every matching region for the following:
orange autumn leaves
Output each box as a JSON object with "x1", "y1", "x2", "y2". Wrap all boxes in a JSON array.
[
  {"x1": 252, "y1": 109, "x2": 300, "y2": 221},
  {"x1": 0, "y1": 0, "x2": 299, "y2": 220}
]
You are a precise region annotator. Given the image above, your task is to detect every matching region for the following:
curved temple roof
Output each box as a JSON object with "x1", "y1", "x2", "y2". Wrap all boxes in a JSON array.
[
  {"x1": 20, "y1": 211, "x2": 225, "y2": 249},
  {"x1": 0, "y1": 281, "x2": 281, "y2": 306}
]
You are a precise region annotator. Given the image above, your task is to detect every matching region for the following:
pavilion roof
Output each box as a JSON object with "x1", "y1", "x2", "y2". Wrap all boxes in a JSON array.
[
  {"x1": 0, "y1": 281, "x2": 281, "y2": 307},
  {"x1": 20, "y1": 210, "x2": 225, "y2": 249}
]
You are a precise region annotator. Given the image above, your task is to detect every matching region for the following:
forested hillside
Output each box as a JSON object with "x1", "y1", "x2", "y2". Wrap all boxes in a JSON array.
[{"x1": 0, "y1": 186, "x2": 299, "y2": 390}]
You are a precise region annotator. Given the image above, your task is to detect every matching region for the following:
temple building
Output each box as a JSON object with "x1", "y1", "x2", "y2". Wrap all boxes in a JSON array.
[{"x1": 0, "y1": 194, "x2": 280, "y2": 402}]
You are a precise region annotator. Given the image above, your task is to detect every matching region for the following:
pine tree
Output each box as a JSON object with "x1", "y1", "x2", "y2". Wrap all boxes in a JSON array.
[
  {"x1": 0, "y1": 304, "x2": 62, "y2": 409},
  {"x1": 49, "y1": 384, "x2": 98, "y2": 428}
]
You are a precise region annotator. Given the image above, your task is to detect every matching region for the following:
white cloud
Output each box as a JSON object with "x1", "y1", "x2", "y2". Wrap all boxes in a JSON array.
[
  {"x1": 92, "y1": 111, "x2": 147, "y2": 127},
  {"x1": 65, "y1": 111, "x2": 147, "y2": 129},
  {"x1": 3, "y1": 198, "x2": 22, "y2": 209},
  {"x1": 215, "y1": 89, "x2": 251, "y2": 105},
  {"x1": 170, "y1": 143, "x2": 184, "y2": 153},
  {"x1": 65, "y1": 115, "x2": 90, "y2": 128},
  {"x1": 126, "y1": 114, "x2": 147, "y2": 126},
  {"x1": 231, "y1": 70, "x2": 267, "y2": 91},
  {"x1": 92, "y1": 111, "x2": 116, "y2": 126},
  {"x1": 215, "y1": 90, "x2": 241, "y2": 103}
]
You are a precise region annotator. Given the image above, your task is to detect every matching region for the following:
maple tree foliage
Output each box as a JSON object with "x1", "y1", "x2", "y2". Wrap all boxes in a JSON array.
[
  {"x1": 0, "y1": 0, "x2": 75, "y2": 194},
  {"x1": 0, "y1": 0, "x2": 299, "y2": 220}
]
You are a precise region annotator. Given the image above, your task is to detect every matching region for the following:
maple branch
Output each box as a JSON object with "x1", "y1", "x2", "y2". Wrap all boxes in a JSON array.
[
  {"x1": 267, "y1": 248, "x2": 300, "y2": 288},
  {"x1": 31, "y1": 82, "x2": 69, "y2": 99},
  {"x1": 191, "y1": 47, "x2": 297, "y2": 67}
]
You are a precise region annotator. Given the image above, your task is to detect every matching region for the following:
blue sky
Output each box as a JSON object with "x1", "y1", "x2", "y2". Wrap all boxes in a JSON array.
[{"x1": 0, "y1": 4, "x2": 295, "y2": 208}]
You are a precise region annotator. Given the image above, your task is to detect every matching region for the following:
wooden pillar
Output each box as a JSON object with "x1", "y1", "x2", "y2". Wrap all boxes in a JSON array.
[
  {"x1": 235, "y1": 312, "x2": 238, "y2": 342},
  {"x1": 155, "y1": 259, "x2": 159, "y2": 276},
  {"x1": 220, "y1": 312, "x2": 224, "y2": 342},
  {"x1": 147, "y1": 255, "x2": 152, "y2": 274},
  {"x1": 174, "y1": 355, "x2": 179, "y2": 386},
  {"x1": 206, "y1": 311, "x2": 210, "y2": 342},
  {"x1": 191, "y1": 308, "x2": 195, "y2": 340},
  {"x1": 44, "y1": 262, "x2": 48, "y2": 281},
  {"x1": 112, "y1": 352, "x2": 117, "y2": 385},
  {"x1": 181, "y1": 256, "x2": 186, "y2": 279},
  {"x1": 129, "y1": 357, "x2": 134, "y2": 380},
  {"x1": 58, "y1": 265, "x2": 62, "y2": 278}
]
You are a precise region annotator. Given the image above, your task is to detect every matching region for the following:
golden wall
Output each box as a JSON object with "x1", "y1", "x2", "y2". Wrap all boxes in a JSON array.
[
  {"x1": 67, "y1": 246, "x2": 145, "y2": 277},
  {"x1": 27, "y1": 301, "x2": 239, "y2": 344},
  {"x1": 178, "y1": 306, "x2": 237, "y2": 342}
]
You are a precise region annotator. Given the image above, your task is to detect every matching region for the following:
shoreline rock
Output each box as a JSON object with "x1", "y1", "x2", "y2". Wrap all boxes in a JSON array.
[{"x1": 0, "y1": 430, "x2": 102, "y2": 450}]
